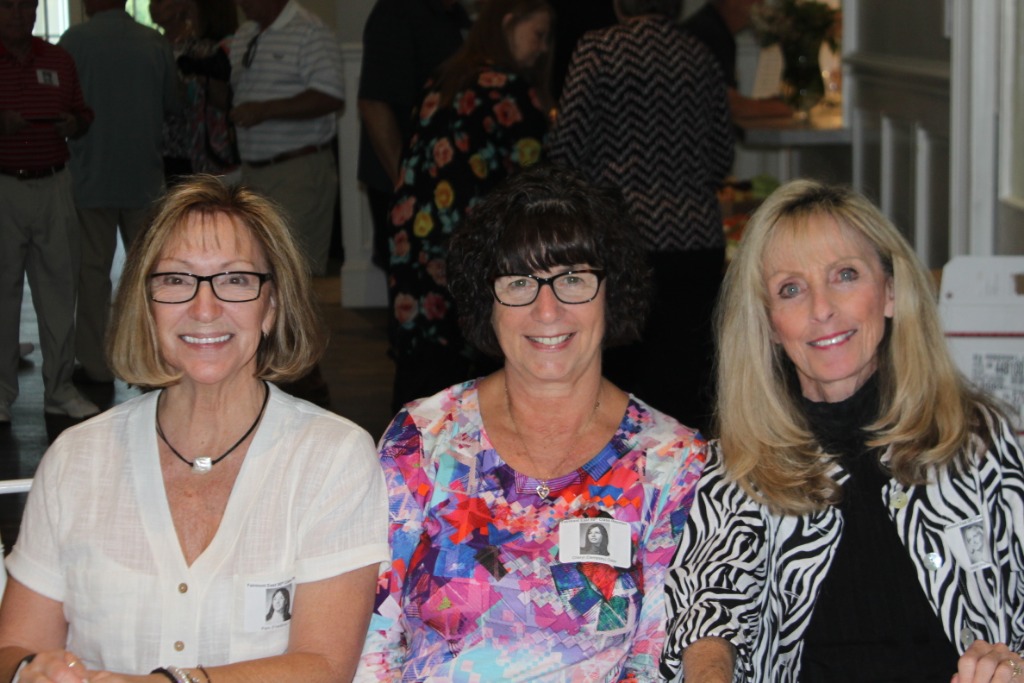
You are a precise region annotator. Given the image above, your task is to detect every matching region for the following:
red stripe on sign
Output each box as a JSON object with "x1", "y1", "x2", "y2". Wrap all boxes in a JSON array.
[{"x1": 945, "y1": 332, "x2": 1024, "y2": 338}]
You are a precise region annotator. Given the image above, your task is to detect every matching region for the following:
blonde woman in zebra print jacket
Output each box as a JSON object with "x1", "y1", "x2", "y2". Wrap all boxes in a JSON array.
[{"x1": 661, "y1": 180, "x2": 1024, "y2": 683}]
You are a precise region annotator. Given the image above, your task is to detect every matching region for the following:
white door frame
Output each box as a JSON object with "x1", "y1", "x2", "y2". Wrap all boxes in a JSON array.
[{"x1": 949, "y1": 0, "x2": 1000, "y2": 256}]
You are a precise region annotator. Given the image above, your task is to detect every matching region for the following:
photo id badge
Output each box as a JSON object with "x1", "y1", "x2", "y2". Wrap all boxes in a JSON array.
[
  {"x1": 36, "y1": 69, "x2": 59, "y2": 86},
  {"x1": 557, "y1": 518, "x2": 631, "y2": 568},
  {"x1": 944, "y1": 516, "x2": 992, "y2": 571},
  {"x1": 244, "y1": 577, "x2": 295, "y2": 632}
]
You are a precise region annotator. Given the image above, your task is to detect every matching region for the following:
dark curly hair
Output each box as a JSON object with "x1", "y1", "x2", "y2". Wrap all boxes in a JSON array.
[{"x1": 447, "y1": 164, "x2": 650, "y2": 358}]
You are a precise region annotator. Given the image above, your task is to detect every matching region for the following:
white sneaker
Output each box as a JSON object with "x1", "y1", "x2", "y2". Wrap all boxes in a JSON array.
[{"x1": 45, "y1": 394, "x2": 100, "y2": 419}]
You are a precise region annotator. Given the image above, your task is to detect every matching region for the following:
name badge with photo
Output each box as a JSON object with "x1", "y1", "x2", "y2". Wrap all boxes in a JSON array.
[
  {"x1": 36, "y1": 69, "x2": 60, "y2": 86},
  {"x1": 557, "y1": 518, "x2": 631, "y2": 568},
  {"x1": 944, "y1": 516, "x2": 992, "y2": 571},
  {"x1": 244, "y1": 577, "x2": 295, "y2": 632}
]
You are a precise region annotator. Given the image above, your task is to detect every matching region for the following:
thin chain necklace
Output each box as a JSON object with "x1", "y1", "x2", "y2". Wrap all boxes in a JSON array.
[
  {"x1": 156, "y1": 381, "x2": 270, "y2": 474},
  {"x1": 504, "y1": 378, "x2": 601, "y2": 498}
]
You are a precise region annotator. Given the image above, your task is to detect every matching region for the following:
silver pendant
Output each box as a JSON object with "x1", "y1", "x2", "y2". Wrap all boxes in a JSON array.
[
  {"x1": 192, "y1": 457, "x2": 212, "y2": 474},
  {"x1": 536, "y1": 483, "x2": 550, "y2": 498}
]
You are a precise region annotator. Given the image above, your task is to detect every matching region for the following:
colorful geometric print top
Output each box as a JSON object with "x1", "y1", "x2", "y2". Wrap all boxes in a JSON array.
[
  {"x1": 388, "y1": 67, "x2": 548, "y2": 360},
  {"x1": 356, "y1": 381, "x2": 708, "y2": 682}
]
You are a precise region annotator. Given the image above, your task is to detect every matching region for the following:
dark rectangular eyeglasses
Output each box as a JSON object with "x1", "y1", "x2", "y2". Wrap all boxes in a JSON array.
[
  {"x1": 149, "y1": 272, "x2": 273, "y2": 304},
  {"x1": 492, "y1": 269, "x2": 605, "y2": 307}
]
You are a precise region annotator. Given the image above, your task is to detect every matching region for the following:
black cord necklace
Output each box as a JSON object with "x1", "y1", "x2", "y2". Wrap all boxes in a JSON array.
[{"x1": 156, "y1": 381, "x2": 270, "y2": 474}]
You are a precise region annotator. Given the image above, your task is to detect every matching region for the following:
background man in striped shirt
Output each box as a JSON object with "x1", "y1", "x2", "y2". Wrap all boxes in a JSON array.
[{"x1": 229, "y1": 0, "x2": 344, "y2": 278}]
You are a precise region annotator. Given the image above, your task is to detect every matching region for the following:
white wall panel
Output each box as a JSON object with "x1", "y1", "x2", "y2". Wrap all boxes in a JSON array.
[{"x1": 339, "y1": 44, "x2": 388, "y2": 307}]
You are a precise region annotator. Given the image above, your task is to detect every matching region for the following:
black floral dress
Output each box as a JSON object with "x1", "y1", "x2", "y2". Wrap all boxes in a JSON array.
[{"x1": 388, "y1": 66, "x2": 547, "y2": 377}]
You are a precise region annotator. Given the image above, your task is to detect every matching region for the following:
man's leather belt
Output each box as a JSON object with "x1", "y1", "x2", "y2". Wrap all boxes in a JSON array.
[
  {"x1": 245, "y1": 143, "x2": 332, "y2": 168},
  {"x1": 0, "y1": 163, "x2": 66, "y2": 180}
]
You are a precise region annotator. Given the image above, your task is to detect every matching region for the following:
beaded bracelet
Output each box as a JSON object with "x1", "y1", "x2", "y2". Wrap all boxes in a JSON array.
[
  {"x1": 169, "y1": 666, "x2": 202, "y2": 683},
  {"x1": 151, "y1": 666, "x2": 202, "y2": 683}
]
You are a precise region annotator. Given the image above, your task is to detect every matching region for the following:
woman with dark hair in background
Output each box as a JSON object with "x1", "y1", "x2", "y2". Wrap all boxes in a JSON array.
[
  {"x1": 550, "y1": 0, "x2": 733, "y2": 433},
  {"x1": 357, "y1": 165, "x2": 707, "y2": 680},
  {"x1": 153, "y1": 0, "x2": 239, "y2": 180},
  {"x1": 386, "y1": 0, "x2": 554, "y2": 412}
]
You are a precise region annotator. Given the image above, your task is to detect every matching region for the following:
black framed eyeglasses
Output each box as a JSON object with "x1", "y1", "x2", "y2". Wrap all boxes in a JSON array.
[
  {"x1": 149, "y1": 272, "x2": 273, "y2": 304},
  {"x1": 492, "y1": 269, "x2": 605, "y2": 307},
  {"x1": 242, "y1": 34, "x2": 260, "y2": 68}
]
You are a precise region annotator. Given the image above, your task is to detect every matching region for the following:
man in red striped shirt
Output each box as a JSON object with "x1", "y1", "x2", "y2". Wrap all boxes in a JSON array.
[{"x1": 0, "y1": 0, "x2": 98, "y2": 424}]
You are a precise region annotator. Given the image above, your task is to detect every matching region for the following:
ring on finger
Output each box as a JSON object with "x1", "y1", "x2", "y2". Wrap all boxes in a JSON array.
[{"x1": 1004, "y1": 658, "x2": 1024, "y2": 678}]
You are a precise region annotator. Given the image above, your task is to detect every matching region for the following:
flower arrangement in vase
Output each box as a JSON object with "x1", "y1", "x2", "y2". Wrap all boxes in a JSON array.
[{"x1": 751, "y1": 0, "x2": 840, "y2": 118}]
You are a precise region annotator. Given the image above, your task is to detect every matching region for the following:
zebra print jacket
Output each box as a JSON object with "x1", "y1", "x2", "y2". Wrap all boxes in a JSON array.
[{"x1": 661, "y1": 407, "x2": 1024, "y2": 682}]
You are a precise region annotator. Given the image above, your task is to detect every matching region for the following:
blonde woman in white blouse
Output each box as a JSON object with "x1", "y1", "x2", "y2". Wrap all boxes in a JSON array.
[{"x1": 0, "y1": 177, "x2": 388, "y2": 683}]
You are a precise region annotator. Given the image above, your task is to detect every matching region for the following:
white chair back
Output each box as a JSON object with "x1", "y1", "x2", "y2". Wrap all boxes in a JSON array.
[
  {"x1": 0, "y1": 479, "x2": 31, "y2": 496},
  {"x1": 0, "y1": 478, "x2": 29, "y2": 604}
]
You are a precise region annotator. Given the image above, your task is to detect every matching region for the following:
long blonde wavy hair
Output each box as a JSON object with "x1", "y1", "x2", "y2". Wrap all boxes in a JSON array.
[{"x1": 715, "y1": 179, "x2": 995, "y2": 515}]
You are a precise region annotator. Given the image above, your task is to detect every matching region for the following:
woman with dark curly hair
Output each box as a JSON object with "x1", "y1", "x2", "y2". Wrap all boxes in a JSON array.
[{"x1": 357, "y1": 165, "x2": 708, "y2": 681}]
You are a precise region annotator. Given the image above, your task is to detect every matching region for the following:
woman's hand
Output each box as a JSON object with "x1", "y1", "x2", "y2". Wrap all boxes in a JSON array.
[
  {"x1": 953, "y1": 640, "x2": 1024, "y2": 683},
  {"x1": 681, "y1": 637, "x2": 735, "y2": 683},
  {"x1": 53, "y1": 112, "x2": 78, "y2": 139},
  {"x1": 0, "y1": 110, "x2": 27, "y2": 136},
  {"x1": 228, "y1": 101, "x2": 267, "y2": 128},
  {"x1": 16, "y1": 650, "x2": 91, "y2": 683}
]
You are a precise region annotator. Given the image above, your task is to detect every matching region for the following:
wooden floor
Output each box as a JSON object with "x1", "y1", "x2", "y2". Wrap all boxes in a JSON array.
[{"x1": 0, "y1": 270, "x2": 394, "y2": 552}]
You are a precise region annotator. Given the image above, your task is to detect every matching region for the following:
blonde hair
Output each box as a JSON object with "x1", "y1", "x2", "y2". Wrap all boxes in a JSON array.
[
  {"x1": 716, "y1": 179, "x2": 994, "y2": 514},
  {"x1": 108, "y1": 176, "x2": 326, "y2": 388}
]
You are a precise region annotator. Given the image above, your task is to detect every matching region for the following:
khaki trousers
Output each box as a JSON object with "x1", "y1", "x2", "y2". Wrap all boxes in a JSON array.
[
  {"x1": 0, "y1": 170, "x2": 81, "y2": 406},
  {"x1": 241, "y1": 148, "x2": 338, "y2": 276}
]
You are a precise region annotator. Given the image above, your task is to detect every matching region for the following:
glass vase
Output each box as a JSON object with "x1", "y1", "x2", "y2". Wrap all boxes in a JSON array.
[{"x1": 780, "y1": 37, "x2": 825, "y2": 119}]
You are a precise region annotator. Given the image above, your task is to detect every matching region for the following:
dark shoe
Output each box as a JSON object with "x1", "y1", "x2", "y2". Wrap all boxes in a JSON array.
[{"x1": 17, "y1": 342, "x2": 34, "y2": 369}]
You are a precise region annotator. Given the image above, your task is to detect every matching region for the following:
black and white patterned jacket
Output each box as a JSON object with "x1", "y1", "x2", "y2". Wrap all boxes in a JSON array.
[{"x1": 661, "y1": 407, "x2": 1024, "y2": 682}]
